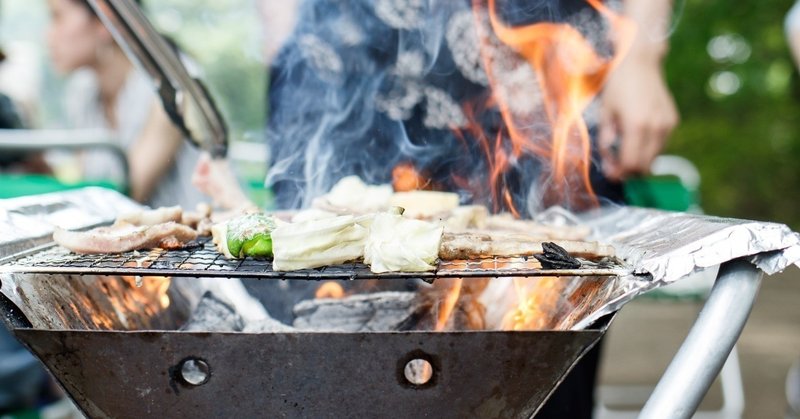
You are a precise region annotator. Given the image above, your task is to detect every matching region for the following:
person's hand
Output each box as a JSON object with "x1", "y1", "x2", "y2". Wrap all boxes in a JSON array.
[
  {"x1": 598, "y1": 55, "x2": 679, "y2": 181},
  {"x1": 192, "y1": 152, "x2": 255, "y2": 211}
]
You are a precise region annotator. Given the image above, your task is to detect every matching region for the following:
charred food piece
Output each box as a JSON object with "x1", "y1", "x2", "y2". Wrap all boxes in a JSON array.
[{"x1": 534, "y1": 242, "x2": 581, "y2": 269}]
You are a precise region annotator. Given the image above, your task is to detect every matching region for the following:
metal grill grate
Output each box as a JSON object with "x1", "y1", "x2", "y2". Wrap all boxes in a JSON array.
[{"x1": 0, "y1": 237, "x2": 630, "y2": 280}]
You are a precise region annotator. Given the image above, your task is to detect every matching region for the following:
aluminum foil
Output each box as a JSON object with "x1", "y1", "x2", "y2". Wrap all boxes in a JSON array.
[
  {"x1": 569, "y1": 206, "x2": 800, "y2": 329},
  {"x1": 0, "y1": 187, "x2": 141, "y2": 249},
  {"x1": 583, "y1": 206, "x2": 800, "y2": 282}
]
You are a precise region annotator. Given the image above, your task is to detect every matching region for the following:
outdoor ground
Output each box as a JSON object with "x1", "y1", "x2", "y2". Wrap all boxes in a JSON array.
[{"x1": 598, "y1": 267, "x2": 800, "y2": 418}]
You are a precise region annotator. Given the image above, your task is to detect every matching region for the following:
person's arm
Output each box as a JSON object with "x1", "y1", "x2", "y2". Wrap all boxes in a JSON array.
[
  {"x1": 786, "y1": 2, "x2": 800, "y2": 70},
  {"x1": 258, "y1": 0, "x2": 300, "y2": 64},
  {"x1": 598, "y1": 0, "x2": 679, "y2": 181},
  {"x1": 126, "y1": 100, "x2": 185, "y2": 203}
]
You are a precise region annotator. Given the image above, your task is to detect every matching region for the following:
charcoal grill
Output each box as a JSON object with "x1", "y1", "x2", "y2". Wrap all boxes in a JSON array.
[
  {"x1": 0, "y1": 187, "x2": 633, "y2": 418},
  {"x1": 0, "y1": 1, "x2": 795, "y2": 417},
  {"x1": 0, "y1": 208, "x2": 618, "y2": 417},
  {"x1": 0, "y1": 188, "x2": 788, "y2": 419}
]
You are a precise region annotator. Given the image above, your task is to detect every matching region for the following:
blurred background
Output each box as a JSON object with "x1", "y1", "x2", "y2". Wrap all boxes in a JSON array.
[
  {"x1": 0, "y1": 0, "x2": 266, "y2": 135},
  {"x1": 0, "y1": 0, "x2": 272, "y2": 207},
  {"x1": 664, "y1": 0, "x2": 800, "y2": 229}
]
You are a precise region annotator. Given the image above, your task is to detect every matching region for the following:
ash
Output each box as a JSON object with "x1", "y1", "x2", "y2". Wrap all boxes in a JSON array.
[
  {"x1": 180, "y1": 291, "x2": 245, "y2": 332},
  {"x1": 180, "y1": 290, "x2": 421, "y2": 333},
  {"x1": 293, "y1": 292, "x2": 420, "y2": 332}
]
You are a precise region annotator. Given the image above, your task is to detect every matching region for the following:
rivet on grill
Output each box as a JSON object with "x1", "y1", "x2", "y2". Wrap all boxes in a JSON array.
[
  {"x1": 179, "y1": 358, "x2": 210, "y2": 386},
  {"x1": 403, "y1": 358, "x2": 434, "y2": 386}
]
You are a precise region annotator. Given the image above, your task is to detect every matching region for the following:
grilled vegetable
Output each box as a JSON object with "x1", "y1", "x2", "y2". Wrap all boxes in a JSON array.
[
  {"x1": 212, "y1": 213, "x2": 277, "y2": 259},
  {"x1": 271, "y1": 214, "x2": 373, "y2": 271},
  {"x1": 364, "y1": 211, "x2": 443, "y2": 273}
]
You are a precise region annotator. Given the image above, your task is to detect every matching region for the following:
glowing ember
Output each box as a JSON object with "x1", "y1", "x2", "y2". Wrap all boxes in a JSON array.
[
  {"x1": 135, "y1": 276, "x2": 172, "y2": 311},
  {"x1": 91, "y1": 276, "x2": 172, "y2": 329},
  {"x1": 502, "y1": 277, "x2": 565, "y2": 330},
  {"x1": 315, "y1": 281, "x2": 345, "y2": 299},
  {"x1": 392, "y1": 162, "x2": 429, "y2": 192},
  {"x1": 156, "y1": 277, "x2": 171, "y2": 309}
]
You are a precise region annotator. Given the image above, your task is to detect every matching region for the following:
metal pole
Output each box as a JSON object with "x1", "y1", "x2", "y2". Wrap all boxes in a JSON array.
[
  {"x1": 639, "y1": 259, "x2": 763, "y2": 418},
  {"x1": 0, "y1": 129, "x2": 131, "y2": 194}
]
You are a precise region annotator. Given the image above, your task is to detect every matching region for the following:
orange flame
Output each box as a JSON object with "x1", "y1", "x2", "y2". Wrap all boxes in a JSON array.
[
  {"x1": 502, "y1": 276, "x2": 565, "y2": 330},
  {"x1": 133, "y1": 276, "x2": 172, "y2": 310},
  {"x1": 435, "y1": 278, "x2": 463, "y2": 331},
  {"x1": 467, "y1": 0, "x2": 636, "y2": 211},
  {"x1": 90, "y1": 276, "x2": 172, "y2": 329},
  {"x1": 315, "y1": 281, "x2": 345, "y2": 299}
]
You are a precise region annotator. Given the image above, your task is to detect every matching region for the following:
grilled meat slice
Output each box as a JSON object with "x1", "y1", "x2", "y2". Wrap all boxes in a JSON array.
[
  {"x1": 180, "y1": 203, "x2": 212, "y2": 232},
  {"x1": 53, "y1": 222, "x2": 198, "y2": 254},
  {"x1": 438, "y1": 232, "x2": 614, "y2": 260}
]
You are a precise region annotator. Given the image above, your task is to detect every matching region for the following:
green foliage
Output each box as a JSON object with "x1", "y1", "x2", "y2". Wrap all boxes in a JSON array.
[
  {"x1": 146, "y1": 0, "x2": 266, "y2": 136},
  {"x1": 664, "y1": 0, "x2": 800, "y2": 227}
]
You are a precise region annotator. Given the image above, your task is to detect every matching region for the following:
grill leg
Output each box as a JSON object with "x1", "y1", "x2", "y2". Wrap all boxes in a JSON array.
[{"x1": 639, "y1": 259, "x2": 762, "y2": 419}]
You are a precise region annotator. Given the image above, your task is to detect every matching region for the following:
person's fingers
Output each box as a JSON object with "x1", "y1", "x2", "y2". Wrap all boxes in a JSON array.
[
  {"x1": 640, "y1": 108, "x2": 678, "y2": 174},
  {"x1": 642, "y1": 123, "x2": 670, "y2": 171},
  {"x1": 616, "y1": 121, "x2": 648, "y2": 180},
  {"x1": 637, "y1": 127, "x2": 659, "y2": 176},
  {"x1": 191, "y1": 153, "x2": 211, "y2": 188},
  {"x1": 598, "y1": 108, "x2": 621, "y2": 179}
]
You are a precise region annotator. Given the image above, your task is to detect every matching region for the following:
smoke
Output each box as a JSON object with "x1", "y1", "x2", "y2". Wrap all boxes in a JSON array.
[{"x1": 264, "y1": 0, "x2": 623, "y2": 214}]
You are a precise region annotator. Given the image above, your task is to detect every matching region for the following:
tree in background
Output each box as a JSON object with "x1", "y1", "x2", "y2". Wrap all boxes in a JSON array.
[{"x1": 664, "y1": 0, "x2": 800, "y2": 228}]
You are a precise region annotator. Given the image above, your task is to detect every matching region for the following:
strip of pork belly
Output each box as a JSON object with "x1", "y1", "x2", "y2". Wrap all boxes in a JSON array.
[
  {"x1": 53, "y1": 222, "x2": 198, "y2": 254},
  {"x1": 438, "y1": 232, "x2": 615, "y2": 260}
]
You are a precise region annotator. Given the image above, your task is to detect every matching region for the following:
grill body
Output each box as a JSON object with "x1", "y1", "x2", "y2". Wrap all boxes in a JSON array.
[
  {"x1": 0, "y1": 270, "x2": 610, "y2": 418},
  {"x1": 13, "y1": 327, "x2": 605, "y2": 419}
]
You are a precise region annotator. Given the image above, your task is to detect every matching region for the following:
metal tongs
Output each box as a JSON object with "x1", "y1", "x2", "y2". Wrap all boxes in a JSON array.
[{"x1": 87, "y1": 0, "x2": 228, "y2": 158}]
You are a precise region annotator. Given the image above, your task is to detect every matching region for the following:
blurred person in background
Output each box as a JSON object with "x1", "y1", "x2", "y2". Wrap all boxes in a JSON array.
[
  {"x1": 258, "y1": 0, "x2": 300, "y2": 66},
  {"x1": 258, "y1": 0, "x2": 677, "y2": 209},
  {"x1": 46, "y1": 0, "x2": 205, "y2": 208},
  {"x1": 198, "y1": 0, "x2": 677, "y2": 211}
]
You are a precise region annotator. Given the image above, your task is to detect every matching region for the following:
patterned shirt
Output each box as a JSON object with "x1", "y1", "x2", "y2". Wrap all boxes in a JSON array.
[{"x1": 266, "y1": 0, "x2": 622, "y2": 213}]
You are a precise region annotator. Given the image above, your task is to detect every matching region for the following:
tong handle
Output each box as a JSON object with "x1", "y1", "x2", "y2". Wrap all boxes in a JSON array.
[{"x1": 87, "y1": 0, "x2": 228, "y2": 158}]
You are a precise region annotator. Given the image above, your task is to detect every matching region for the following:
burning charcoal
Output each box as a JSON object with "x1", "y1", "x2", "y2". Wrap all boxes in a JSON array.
[
  {"x1": 533, "y1": 242, "x2": 581, "y2": 270},
  {"x1": 181, "y1": 291, "x2": 245, "y2": 332},
  {"x1": 292, "y1": 292, "x2": 422, "y2": 332}
]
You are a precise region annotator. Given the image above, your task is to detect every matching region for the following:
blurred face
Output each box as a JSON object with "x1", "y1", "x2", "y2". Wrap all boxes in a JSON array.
[{"x1": 46, "y1": 0, "x2": 109, "y2": 73}]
